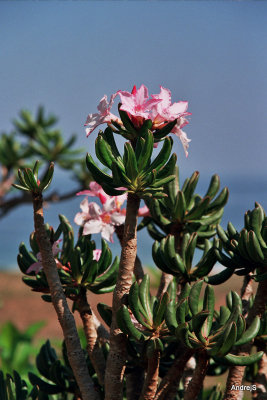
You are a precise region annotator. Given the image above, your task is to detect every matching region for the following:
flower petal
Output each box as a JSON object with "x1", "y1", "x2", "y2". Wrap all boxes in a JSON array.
[
  {"x1": 97, "y1": 95, "x2": 109, "y2": 114},
  {"x1": 84, "y1": 112, "x2": 105, "y2": 136},
  {"x1": 151, "y1": 86, "x2": 172, "y2": 107},
  {"x1": 85, "y1": 93, "x2": 119, "y2": 136},
  {"x1": 80, "y1": 198, "x2": 89, "y2": 213},
  {"x1": 88, "y1": 202, "x2": 102, "y2": 218},
  {"x1": 111, "y1": 212, "x2": 126, "y2": 225},
  {"x1": 83, "y1": 219, "x2": 103, "y2": 235},
  {"x1": 101, "y1": 223, "x2": 115, "y2": 242},
  {"x1": 171, "y1": 126, "x2": 191, "y2": 157},
  {"x1": 138, "y1": 205, "x2": 151, "y2": 217},
  {"x1": 93, "y1": 249, "x2": 102, "y2": 262},
  {"x1": 27, "y1": 262, "x2": 43, "y2": 274},
  {"x1": 74, "y1": 212, "x2": 87, "y2": 226},
  {"x1": 52, "y1": 239, "x2": 62, "y2": 256},
  {"x1": 168, "y1": 101, "x2": 190, "y2": 118}
]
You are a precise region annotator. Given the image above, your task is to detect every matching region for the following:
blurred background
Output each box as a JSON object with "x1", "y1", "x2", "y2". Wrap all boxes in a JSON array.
[{"x1": 1, "y1": 1, "x2": 267, "y2": 270}]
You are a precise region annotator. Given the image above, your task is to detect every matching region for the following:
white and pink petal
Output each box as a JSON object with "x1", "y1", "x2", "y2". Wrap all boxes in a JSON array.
[
  {"x1": 101, "y1": 223, "x2": 115, "y2": 242},
  {"x1": 83, "y1": 219, "x2": 103, "y2": 235}
]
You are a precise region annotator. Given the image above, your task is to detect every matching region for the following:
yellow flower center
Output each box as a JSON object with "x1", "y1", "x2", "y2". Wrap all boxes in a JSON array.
[{"x1": 102, "y1": 213, "x2": 111, "y2": 224}]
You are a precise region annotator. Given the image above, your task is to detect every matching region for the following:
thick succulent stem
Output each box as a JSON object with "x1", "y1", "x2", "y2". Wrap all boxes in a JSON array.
[
  {"x1": 184, "y1": 350, "x2": 208, "y2": 400},
  {"x1": 224, "y1": 278, "x2": 267, "y2": 400},
  {"x1": 140, "y1": 350, "x2": 161, "y2": 400},
  {"x1": 77, "y1": 288, "x2": 106, "y2": 386},
  {"x1": 105, "y1": 193, "x2": 141, "y2": 400},
  {"x1": 224, "y1": 360, "x2": 247, "y2": 400},
  {"x1": 155, "y1": 348, "x2": 193, "y2": 400},
  {"x1": 115, "y1": 223, "x2": 144, "y2": 283},
  {"x1": 32, "y1": 192, "x2": 99, "y2": 400}
]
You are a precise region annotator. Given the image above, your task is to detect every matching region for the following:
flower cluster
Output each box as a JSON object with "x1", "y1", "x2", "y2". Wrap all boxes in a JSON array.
[
  {"x1": 85, "y1": 84, "x2": 191, "y2": 156},
  {"x1": 27, "y1": 240, "x2": 62, "y2": 274},
  {"x1": 26, "y1": 238, "x2": 102, "y2": 275},
  {"x1": 74, "y1": 182, "x2": 150, "y2": 242}
]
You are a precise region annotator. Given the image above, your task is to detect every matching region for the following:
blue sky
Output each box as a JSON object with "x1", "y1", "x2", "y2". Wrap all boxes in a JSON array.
[
  {"x1": 1, "y1": 1, "x2": 267, "y2": 269},
  {"x1": 1, "y1": 1, "x2": 267, "y2": 179}
]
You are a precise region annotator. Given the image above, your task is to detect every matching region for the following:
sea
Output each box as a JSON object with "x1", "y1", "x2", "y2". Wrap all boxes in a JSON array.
[{"x1": 1, "y1": 172, "x2": 267, "y2": 271}]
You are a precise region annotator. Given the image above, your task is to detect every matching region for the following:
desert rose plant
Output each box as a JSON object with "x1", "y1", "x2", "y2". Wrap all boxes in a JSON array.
[{"x1": 1, "y1": 85, "x2": 266, "y2": 400}]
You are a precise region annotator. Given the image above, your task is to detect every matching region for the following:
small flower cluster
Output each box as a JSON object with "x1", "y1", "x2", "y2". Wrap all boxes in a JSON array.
[
  {"x1": 74, "y1": 182, "x2": 150, "y2": 242},
  {"x1": 26, "y1": 238, "x2": 102, "y2": 275},
  {"x1": 85, "y1": 84, "x2": 191, "y2": 156},
  {"x1": 27, "y1": 240, "x2": 62, "y2": 274}
]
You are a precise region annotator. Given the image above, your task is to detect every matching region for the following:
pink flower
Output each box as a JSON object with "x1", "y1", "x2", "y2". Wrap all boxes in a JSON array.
[
  {"x1": 76, "y1": 182, "x2": 150, "y2": 220},
  {"x1": 77, "y1": 181, "x2": 127, "y2": 209},
  {"x1": 85, "y1": 85, "x2": 191, "y2": 155},
  {"x1": 117, "y1": 84, "x2": 162, "y2": 126},
  {"x1": 138, "y1": 204, "x2": 151, "y2": 217},
  {"x1": 84, "y1": 94, "x2": 121, "y2": 136},
  {"x1": 93, "y1": 249, "x2": 102, "y2": 262},
  {"x1": 150, "y1": 86, "x2": 190, "y2": 122},
  {"x1": 77, "y1": 181, "x2": 109, "y2": 205},
  {"x1": 74, "y1": 198, "x2": 126, "y2": 242},
  {"x1": 26, "y1": 240, "x2": 62, "y2": 274},
  {"x1": 150, "y1": 86, "x2": 191, "y2": 156},
  {"x1": 171, "y1": 118, "x2": 191, "y2": 157},
  {"x1": 117, "y1": 85, "x2": 191, "y2": 156}
]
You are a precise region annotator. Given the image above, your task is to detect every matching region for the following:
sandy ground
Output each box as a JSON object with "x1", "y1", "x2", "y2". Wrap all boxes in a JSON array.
[
  {"x1": 0, "y1": 270, "x2": 249, "y2": 340},
  {"x1": 0, "y1": 271, "x2": 113, "y2": 339}
]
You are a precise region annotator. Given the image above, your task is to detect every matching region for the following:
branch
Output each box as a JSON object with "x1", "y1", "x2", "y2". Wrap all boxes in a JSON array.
[
  {"x1": 139, "y1": 349, "x2": 161, "y2": 400},
  {"x1": 184, "y1": 350, "x2": 209, "y2": 400},
  {"x1": 32, "y1": 192, "x2": 99, "y2": 400},
  {"x1": 105, "y1": 193, "x2": 141, "y2": 400},
  {"x1": 0, "y1": 187, "x2": 81, "y2": 220},
  {"x1": 154, "y1": 348, "x2": 193, "y2": 400},
  {"x1": 0, "y1": 167, "x2": 14, "y2": 198},
  {"x1": 76, "y1": 288, "x2": 106, "y2": 386},
  {"x1": 115, "y1": 223, "x2": 144, "y2": 283}
]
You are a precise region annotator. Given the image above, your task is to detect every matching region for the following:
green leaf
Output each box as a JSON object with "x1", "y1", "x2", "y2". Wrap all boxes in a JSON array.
[
  {"x1": 136, "y1": 129, "x2": 154, "y2": 172},
  {"x1": 117, "y1": 305, "x2": 145, "y2": 341},
  {"x1": 118, "y1": 105, "x2": 137, "y2": 134},
  {"x1": 217, "y1": 322, "x2": 237, "y2": 356},
  {"x1": 235, "y1": 316, "x2": 261, "y2": 346},
  {"x1": 97, "y1": 303, "x2": 112, "y2": 327},
  {"x1": 28, "y1": 373, "x2": 61, "y2": 394},
  {"x1": 95, "y1": 135, "x2": 116, "y2": 169},
  {"x1": 203, "y1": 285, "x2": 215, "y2": 336},
  {"x1": 204, "y1": 267, "x2": 234, "y2": 285},
  {"x1": 188, "y1": 280, "x2": 203, "y2": 315},
  {"x1": 153, "y1": 292, "x2": 169, "y2": 328},
  {"x1": 145, "y1": 136, "x2": 173, "y2": 174},
  {"x1": 139, "y1": 275, "x2": 153, "y2": 324},
  {"x1": 221, "y1": 351, "x2": 264, "y2": 366},
  {"x1": 153, "y1": 119, "x2": 177, "y2": 140},
  {"x1": 86, "y1": 153, "x2": 114, "y2": 186},
  {"x1": 183, "y1": 171, "x2": 199, "y2": 207},
  {"x1": 124, "y1": 142, "x2": 138, "y2": 181}
]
